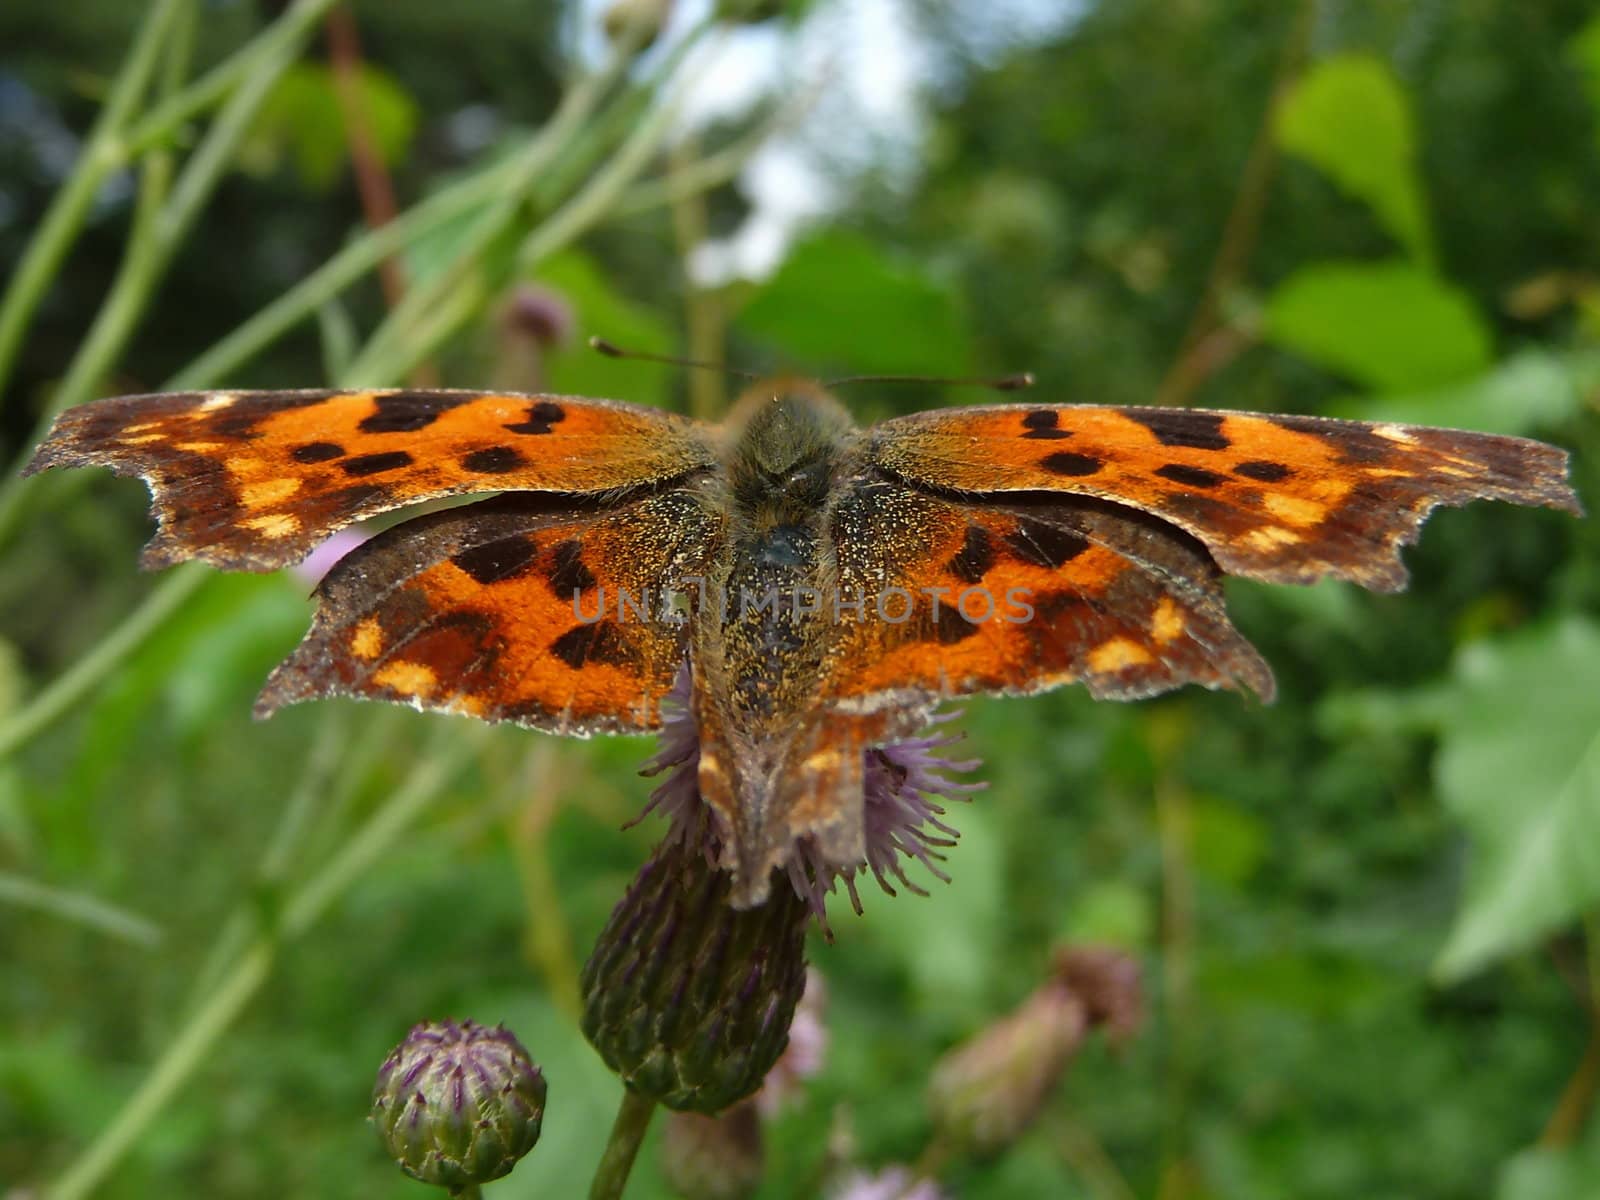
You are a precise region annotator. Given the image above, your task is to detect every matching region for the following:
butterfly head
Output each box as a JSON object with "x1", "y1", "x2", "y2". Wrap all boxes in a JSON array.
[{"x1": 725, "y1": 378, "x2": 856, "y2": 517}]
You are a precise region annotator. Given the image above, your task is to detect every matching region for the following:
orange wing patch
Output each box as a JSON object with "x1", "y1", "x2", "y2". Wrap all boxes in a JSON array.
[
  {"x1": 25, "y1": 389, "x2": 716, "y2": 572},
  {"x1": 870, "y1": 405, "x2": 1582, "y2": 591},
  {"x1": 257, "y1": 489, "x2": 721, "y2": 734},
  {"x1": 824, "y1": 479, "x2": 1274, "y2": 706}
]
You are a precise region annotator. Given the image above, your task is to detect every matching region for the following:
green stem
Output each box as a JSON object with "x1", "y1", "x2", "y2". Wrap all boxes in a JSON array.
[
  {"x1": 46, "y1": 730, "x2": 480, "y2": 1199},
  {"x1": 0, "y1": 0, "x2": 185, "y2": 398},
  {"x1": 587, "y1": 1088, "x2": 658, "y2": 1200},
  {"x1": 0, "y1": 564, "x2": 207, "y2": 763},
  {"x1": 337, "y1": 19, "x2": 655, "y2": 386},
  {"x1": 169, "y1": 155, "x2": 521, "y2": 387},
  {"x1": 0, "y1": 871, "x2": 163, "y2": 948},
  {"x1": 0, "y1": 0, "x2": 340, "y2": 548}
]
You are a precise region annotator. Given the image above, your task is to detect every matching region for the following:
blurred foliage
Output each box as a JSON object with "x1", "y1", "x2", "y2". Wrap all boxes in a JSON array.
[{"x1": 1, "y1": 0, "x2": 1599, "y2": 1198}]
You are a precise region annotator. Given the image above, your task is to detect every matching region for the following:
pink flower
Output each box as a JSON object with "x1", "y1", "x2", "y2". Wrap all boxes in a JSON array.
[{"x1": 830, "y1": 1166, "x2": 947, "y2": 1200}]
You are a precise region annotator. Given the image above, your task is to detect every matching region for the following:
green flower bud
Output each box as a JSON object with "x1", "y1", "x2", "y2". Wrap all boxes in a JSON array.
[
  {"x1": 660, "y1": 1103, "x2": 764, "y2": 1200},
  {"x1": 581, "y1": 838, "x2": 809, "y2": 1113},
  {"x1": 603, "y1": 0, "x2": 672, "y2": 48},
  {"x1": 371, "y1": 1019, "x2": 545, "y2": 1194}
]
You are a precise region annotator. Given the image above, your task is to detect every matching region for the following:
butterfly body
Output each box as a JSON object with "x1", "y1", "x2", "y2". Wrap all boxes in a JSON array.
[{"x1": 25, "y1": 380, "x2": 1582, "y2": 904}]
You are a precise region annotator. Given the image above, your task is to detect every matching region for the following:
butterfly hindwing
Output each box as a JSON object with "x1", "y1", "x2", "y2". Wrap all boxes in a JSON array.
[
  {"x1": 24, "y1": 388, "x2": 717, "y2": 572},
  {"x1": 869, "y1": 405, "x2": 1582, "y2": 591},
  {"x1": 257, "y1": 488, "x2": 723, "y2": 734},
  {"x1": 822, "y1": 477, "x2": 1274, "y2": 707}
]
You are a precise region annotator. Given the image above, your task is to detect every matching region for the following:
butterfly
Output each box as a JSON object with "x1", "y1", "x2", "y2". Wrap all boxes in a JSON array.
[{"x1": 24, "y1": 382, "x2": 1582, "y2": 904}]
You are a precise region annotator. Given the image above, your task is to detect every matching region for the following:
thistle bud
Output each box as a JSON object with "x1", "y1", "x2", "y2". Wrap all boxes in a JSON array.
[
  {"x1": 926, "y1": 946, "x2": 1141, "y2": 1158},
  {"x1": 603, "y1": 0, "x2": 672, "y2": 48},
  {"x1": 660, "y1": 1103, "x2": 765, "y2": 1200},
  {"x1": 371, "y1": 1019, "x2": 545, "y2": 1194},
  {"x1": 581, "y1": 838, "x2": 809, "y2": 1113}
]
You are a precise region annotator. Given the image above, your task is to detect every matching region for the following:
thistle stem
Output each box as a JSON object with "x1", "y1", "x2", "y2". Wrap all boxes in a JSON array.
[{"x1": 588, "y1": 1088, "x2": 658, "y2": 1200}]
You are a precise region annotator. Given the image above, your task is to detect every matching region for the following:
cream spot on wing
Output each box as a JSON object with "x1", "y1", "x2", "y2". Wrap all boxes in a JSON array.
[
  {"x1": 1243, "y1": 525, "x2": 1303, "y2": 551},
  {"x1": 1262, "y1": 493, "x2": 1326, "y2": 527},
  {"x1": 351, "y1": 617, "x2": 384, "y2": 660},
  {"x1": 199, "y1": 394, "x2": 237, "y2": 412},
  {"x1": 1374, "y1": 423, "x2": 1415, "y2": 443},
  {"x1": 1152, "y1": 596, "x2": 1185, "y2": 643},
  {"x1": 240, "y1": 478, "x2": 302, "y2": 507},
  {"x1": 372, "y1": 661, "x2": 437, "y2": 698},
  {"x1": 241, "y1": 513, "x2": 301, "y2": 539},
  {"x1": 125, "y1": 422, "x2": 159, "y2": 433},
  {"x1": 121, "y1": 433, "x2": 164, "y2": 445},
  {"x1": 1088, "y1": 638, "x2": 1154, "y2": 673}
]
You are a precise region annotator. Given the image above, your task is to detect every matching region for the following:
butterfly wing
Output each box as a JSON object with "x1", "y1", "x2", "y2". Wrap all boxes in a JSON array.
[
  {"x1": 823, "y1": 477, "x2": 1274, "y2": 709},
  {"x1": 869, "y1": 405, "x2": 1581, "y2": 591},
  {"x1": 24, "y1": 388, "x2": 717, "y2": 571},
  {"x1": 257, "y1": 488, "x2": 722, "y2": 734}
]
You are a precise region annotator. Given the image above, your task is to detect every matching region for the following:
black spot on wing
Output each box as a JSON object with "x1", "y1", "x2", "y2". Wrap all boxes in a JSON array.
[
  {"x1": 1040, "y1": 451, "x2": 1103, "y2": 477},
  {"x1": 1130, "y1": 410, "x2": 1230, "y2": 451},
  {"x1": 1021, "y1": 411, "x2": 1073, "y2": 441},
  {"x1": 1155, "y1": 463, "x2": 1224, "y2": 488},
  {"x1": 1005, "y1": 518, "x2": 1088, "y2": 569},
  {"x1": 359, "y1": 392, "x2": 465, "y2": 433},
  {"x1": 948, "y1": 524, "x2": 996, "y2": 584},
  {"x1": 550, "y1": 620, "x2": 633, "y2": 669},
  {"x1": 462, "y1": 446, "x2": 526, "y2": 474},
  {"x1": 928, "y1": 603, "x2": 980, "y2": 645},
  {"x1": 292, "y1": 441, "x2": 345, "y2": 463},
  {"x1": 451, "y1": 535, "x2": 540, "y2": 585},
  {"x1": 504, "y1": 400, "x2": 567, "y2": 435},
  {"x1": 548, "y1": 540, "x2": 597, "y2": 595},
  {"x1": 1234, "y1": 460, "x2": 1291, "y2": 482},
  {"x1": 342, "y1": 451, "x2": 413, "y2": 476}
]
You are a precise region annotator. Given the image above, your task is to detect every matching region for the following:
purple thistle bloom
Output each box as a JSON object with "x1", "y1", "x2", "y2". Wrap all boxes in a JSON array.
[{"x1": 634, "y1": 664, "x2": 985, "y2": 922}]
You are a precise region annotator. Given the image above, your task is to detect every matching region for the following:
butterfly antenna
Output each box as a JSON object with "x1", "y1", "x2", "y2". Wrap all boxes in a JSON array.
[
  {"x1": 824, "y1": 370, "x2": 1036, "y2": 392},
  {"x1": 589, "y1": 336, "x2": 759, "y2": 382}
]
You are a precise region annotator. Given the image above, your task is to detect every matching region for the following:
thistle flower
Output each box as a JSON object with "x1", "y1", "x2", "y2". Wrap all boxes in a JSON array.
[
  {"x1": 660, "y1": 1103, "x2": 765, "y2": 1200},
  {"x1": 580, "y1": 832, "x2": 810, "y2": 1113},
  {"x1": 636, "y1": 667, "x2": 984, "y2": 922},
  {"x1": 370, "y1": 1019, "x2": 545, "y2": 1194}
]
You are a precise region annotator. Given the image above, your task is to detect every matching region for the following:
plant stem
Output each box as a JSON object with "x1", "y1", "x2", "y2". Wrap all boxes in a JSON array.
[
  {"x1": 0, "y1": 0, "x2": 342, "y2": 549},
  {"x1": 0, "y1": 871, "x2": 163, "y2": 948},
  {"x1": 46, "y1": 729, "x2": 480, "y2": 1199},
  {"x1": 587, "y1": 1088, "x2": 658, "y2": 1200},
  {"x1": 0, "y1": 564, "x2": 208, "y2": 763},
  {"x1": 0, "y1": 0, "x2": 185, "y2": 398}
]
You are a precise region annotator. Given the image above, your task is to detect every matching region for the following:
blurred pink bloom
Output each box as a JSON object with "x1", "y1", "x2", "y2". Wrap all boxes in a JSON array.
[
  {"x1": 292, "y1": 528, "x2": 368, "y2": 586},
  {"x1": 831, "y1": 1166, "x2": 946, "y2": 1200}
]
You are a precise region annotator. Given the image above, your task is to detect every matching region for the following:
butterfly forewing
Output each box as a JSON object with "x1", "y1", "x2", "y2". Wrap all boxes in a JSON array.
[
  {"x1": 869, "y1": 405, "x2": 1582, "y2": 591},
  {"x1": 24, "y1": 388, "x2": 717, "y2": 572}
]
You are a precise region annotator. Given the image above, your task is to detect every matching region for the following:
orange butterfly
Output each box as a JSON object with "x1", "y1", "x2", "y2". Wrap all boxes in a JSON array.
[{"x1": 25, "y1": 382, "x2": 1582, "y2": 903}]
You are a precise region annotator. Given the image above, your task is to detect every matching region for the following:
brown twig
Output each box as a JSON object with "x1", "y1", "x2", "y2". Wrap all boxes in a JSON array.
[
  {"x1": 324, "y1": 4, "x2": 440, "y2": 385},
  {"x1": 1153, "y1": 0, "x2": 1315, "y2": 409}
]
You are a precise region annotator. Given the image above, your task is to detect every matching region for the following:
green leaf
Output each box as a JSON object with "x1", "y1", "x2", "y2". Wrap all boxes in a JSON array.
[
  {"x1": 1330, "y1": 348, "x2": 1599, "y2": 436},
  {"x1": 735, "y1": 230, "x2": 974, "y2": 377},
  {"x1": 1497, "y1": 1117, "x2": 1600, "y2": 1200},
  {"x1": 242, "y1": 63, "x2": 418, "y2": 190},
  {"x1": 1276, "y1": 53, "x2": 1432, "y2": 262},
  {"x1": 1423, "y1": 619, "x2": 1600, "y2": 981},
  {"x1": 1264, "y1": 259, "x2": 1493, "y2": 392},
  {"x1": 535, "y1": 250, "x2": 678, "y2": 408}
]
